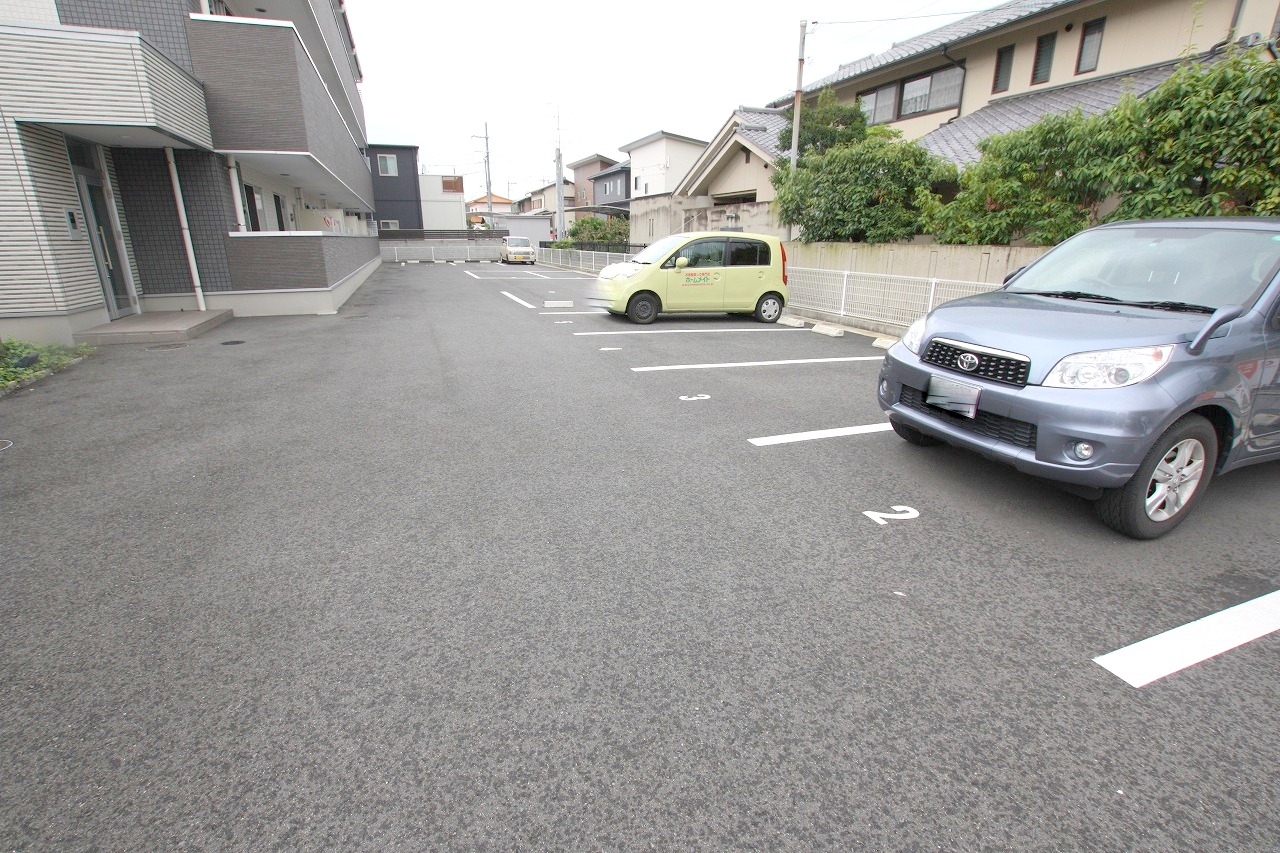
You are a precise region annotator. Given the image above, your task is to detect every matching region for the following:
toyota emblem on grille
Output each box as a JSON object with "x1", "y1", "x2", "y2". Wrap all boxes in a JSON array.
[{"x1": 957, "y1": 352, "x2": 980, "y2": 372}]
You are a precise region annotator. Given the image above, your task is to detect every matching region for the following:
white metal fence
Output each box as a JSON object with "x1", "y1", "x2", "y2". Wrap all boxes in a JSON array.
[
  {"x1": 531, "y1": 248, "x2": 1001, "y2": 331},
  {"x1": 786, "y1": 268, "x2": 1000, "y2": 330},
  {"x1": 536, "y1": 248, "x2": 633, "y2": 273},
  {"x1": 381, "y1": 245, "x2": 499, "y2": 262}
]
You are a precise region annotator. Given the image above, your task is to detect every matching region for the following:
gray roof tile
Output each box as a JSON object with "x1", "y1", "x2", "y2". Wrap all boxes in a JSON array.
[{"x1": 918, "y1": 57, "x2": 1202, "y2": 164}]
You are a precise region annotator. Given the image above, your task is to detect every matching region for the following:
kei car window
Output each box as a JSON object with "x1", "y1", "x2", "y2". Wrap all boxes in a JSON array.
[
  {"x1": 665, "y1": 239, "x2": 726, "y2": 269},
  {"x1": 727, "y1": 240, "x2": 770, "y2": 266}
]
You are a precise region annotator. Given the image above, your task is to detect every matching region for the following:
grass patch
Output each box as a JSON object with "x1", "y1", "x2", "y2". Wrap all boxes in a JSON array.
[{"x1": 1, "y1": 339, "x2": 94, "y2": 386}]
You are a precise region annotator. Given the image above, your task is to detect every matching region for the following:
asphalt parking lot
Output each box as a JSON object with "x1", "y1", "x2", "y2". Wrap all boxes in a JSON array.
[{"x1": 2, "y1": 259, "x2": 1276, "y2": 849}]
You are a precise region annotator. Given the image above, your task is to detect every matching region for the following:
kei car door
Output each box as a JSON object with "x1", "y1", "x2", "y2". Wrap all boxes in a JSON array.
[{"x1": 663, "y1": 237, "x2": 727, "y2": 311}]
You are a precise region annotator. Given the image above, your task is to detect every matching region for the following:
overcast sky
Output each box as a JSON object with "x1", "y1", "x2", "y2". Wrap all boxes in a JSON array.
[{"x1": 347, "y1": 0, "x2": 1007, "y2": 202}]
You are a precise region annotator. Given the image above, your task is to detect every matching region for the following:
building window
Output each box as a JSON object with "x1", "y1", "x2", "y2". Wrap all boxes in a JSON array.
[
  {"x1": 993, "y1": 44, "x2": 1014, "y2": 93},
  {"x1": 441, "y1": 176, "x2": 463, "y2": 193},
  {"x1": 533, "y1": 198, "x2": 543, "y2": 209},
  {"x1": 379, "y1": 219, "x2": 399, "y2": 230},
  {"x1": 377, "y1": 154, "x2": 398, "y2": 176},
  {"x1": 634, "y1": 176, "x2": 640, "y2": 190},
  {"x1": 1076, "y1": 18, "x2": 1105, "y2": 74},
  {"x1": 899, "y1": 66, "x2": 964, "y2": 116},
  {"x1": 1032, "y1": 32, "x2": 1056, "y2": 85},
  {"x1": 859, "y1": 83, "x2": 898, "y2": 125}
]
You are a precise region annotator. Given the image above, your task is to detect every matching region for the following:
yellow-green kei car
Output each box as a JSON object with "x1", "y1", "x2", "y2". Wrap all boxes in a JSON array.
[{"x1": 588, "y1": 231, "x2": 789, "y2": 324}]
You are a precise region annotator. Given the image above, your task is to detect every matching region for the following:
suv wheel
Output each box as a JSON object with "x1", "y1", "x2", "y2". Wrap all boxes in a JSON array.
[
  {"x1": 626, "y1": 293, "x2": 659, "y2": 324},
  {"x1": 1095, "y1": 413, "x2": 1217, "y2": 539}
]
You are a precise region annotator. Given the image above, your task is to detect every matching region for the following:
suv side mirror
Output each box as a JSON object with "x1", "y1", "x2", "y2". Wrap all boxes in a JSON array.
[
  {"x1": 1003, "y1": 266, "x2": 1025, "y2": 284},
  {"x1": 1187, "y1": 305, "x2": 1245, "y2": 355}
]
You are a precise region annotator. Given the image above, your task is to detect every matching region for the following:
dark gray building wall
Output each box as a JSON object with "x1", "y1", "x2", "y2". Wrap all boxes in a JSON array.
[
  {"x1": 224, "y1": 235, "x2": 376, "y2": 290},
  {"x1": 186, "y1": 17, "x2": 373, "y2": 208},
  {"x1": 111, "y1": 148, "x2": 235, "y2": 295},
  {"x1": 592, "y1": 167, "x2": 631, "y2": 208},
  {"x1": 186, "y1": 21, "x2": 308, "y2": 152},
  {"x1": 368, "y1": 145, "x2": 421, "y2": 228},
  {"x1": 55, "y1": 0, "x2": 202, "y2": 71},
  {"x1": 295, "y1": 38, "x2": 372, "y2": 206}
]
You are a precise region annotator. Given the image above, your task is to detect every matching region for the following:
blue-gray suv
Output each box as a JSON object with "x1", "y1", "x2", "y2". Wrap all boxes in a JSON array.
[{"x1": 878, "y1": 218, "x2": 1280, "y2": 539}]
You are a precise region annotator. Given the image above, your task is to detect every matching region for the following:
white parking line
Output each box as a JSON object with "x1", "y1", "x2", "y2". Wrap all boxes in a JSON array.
[
  {"x1": 749, "y1": 422, "x2": 894, "y2": 446},
  {"x1": 632, "y1": 356, "x2": 884, "y2": 372},
  {"x1": 539, "y1": 311, "x2": 608, "y2": 315},
  {"x1": 573, "y1": 328, "x2": 808, "y2": 336},
  {"x1": 1093, "y1": 590, "x2": 1280, "y2": 688},
  {"x1": 526, "y1": 271, "x2": 549, "y2": 278},
  {"x1": 463, "y1": 269, "x2": 480, "y2": 279},
  {"x1": 501, "y1": 291, "x2": 536, "y2": 309}
]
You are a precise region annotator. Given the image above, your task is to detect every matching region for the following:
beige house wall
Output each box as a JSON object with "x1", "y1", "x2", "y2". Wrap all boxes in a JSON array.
[
  {"x1": 704, "y1": 147, "x2": 777, "y2": 202},
  {"x1": 827, "y1": 0, "x2": 1275, "y2": 142}
]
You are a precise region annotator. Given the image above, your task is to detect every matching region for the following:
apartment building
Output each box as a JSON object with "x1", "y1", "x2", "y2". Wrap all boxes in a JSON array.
[{"x1": 0, "y1": 0, "x2": 379, "y2": 345}]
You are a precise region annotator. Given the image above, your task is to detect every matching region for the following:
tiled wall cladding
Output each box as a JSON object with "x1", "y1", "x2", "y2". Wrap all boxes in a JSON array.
[
  {"x1": 111, "y1": 148, "x2": 235, "y2": 294},
  {"x1": 55, "y1": 0, "x2": 202, "y2": 71}
]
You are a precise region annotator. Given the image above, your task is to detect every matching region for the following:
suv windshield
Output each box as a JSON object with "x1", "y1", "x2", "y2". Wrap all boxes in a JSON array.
[
  {"x1": 507, "y1": 237, "x2": 531, "y2": 247},
  {"x1": 1007, "y1": 226, "x2": 1280, "y2": 311}
]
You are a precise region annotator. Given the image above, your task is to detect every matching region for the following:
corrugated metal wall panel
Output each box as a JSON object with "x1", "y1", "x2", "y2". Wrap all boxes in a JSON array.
[
  {"x1": 0, "y1": 115, "x2": 58, "y2": 314},
  {"x1": 0, "y1": 33, "x2": 150, "y2": 125},
  {"x1": 20, "y1": 125, "x2": 101, "y2": 312},
  {"x1": 140, "y1": 41, "x2": 212, "y2": 148}
]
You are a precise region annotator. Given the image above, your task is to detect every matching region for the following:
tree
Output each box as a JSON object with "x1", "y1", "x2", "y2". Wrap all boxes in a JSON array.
[
  {"x1": 776, "y1": 87, "x2": 868, "y2": 157},
  {"x1": 919, "y1": 110, "x2": 1110, "y2": 246},
  {"x1": 556, "y1": 215, "x2": 630, "y2": 246},
  {"x1": 1102, "y1": 48, "x2": 1280, "y2": 219},
  {"x1": 920, "y1": 47, "x2": 1280, "y2": 244},
  {"x1": 773, "y1": 129, "x2": 955, "y2": 243}
]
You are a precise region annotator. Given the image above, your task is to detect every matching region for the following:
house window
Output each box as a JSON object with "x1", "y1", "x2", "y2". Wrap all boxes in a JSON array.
[
  {"x1": 441, "y1": 176, "x2": 463, "y2": 193},
  {"x1": 859, "y1": 83, "x2": 898, "y2": 125},
  {"x1": 1076, "y1": 18, "x2": 1105, "y2": 74},
  {"x1": 899, "y1": 66, "x2": 964, "y2": 116},
  {"x1": 1032, "y1": 32, "x2": 1056, "y2": 84},
  {"x1": 379, "y1": 219, "x2": 399, "y2": 230},
  {"x1": 377, "y1": 154, "x2": 398, "y2": 176},
  {"x1": 992, "y1": 44, "x2": 1014, "y2": 93},
  {"x1": 634, "y1": 176, "x2": 640, "y2": 190},
  {"x1": 532, "y1": 197, "x2": 543, "y2": 209}
]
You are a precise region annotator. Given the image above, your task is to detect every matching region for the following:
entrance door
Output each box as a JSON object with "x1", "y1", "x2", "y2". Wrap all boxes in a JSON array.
[{"x1": 79, "y1": 177, "x2": 136, "y2": 319}]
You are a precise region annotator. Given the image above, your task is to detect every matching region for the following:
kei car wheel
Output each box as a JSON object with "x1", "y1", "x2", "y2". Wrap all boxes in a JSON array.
[
  {"x1": 626, "y1": 293, "x2": 659, "y2": 324},
  {"x1": 1095, "y1": 413, "x2": 1217, "y2": 540},
  {"x1": 890, "y1": 418, "x2": 942, "y2": 447},
  {"x1": 753, "y1": 293, "x2": 783, "y2": 323}
]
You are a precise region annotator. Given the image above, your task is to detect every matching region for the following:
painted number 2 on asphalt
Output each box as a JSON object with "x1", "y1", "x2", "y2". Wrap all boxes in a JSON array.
[{"x1": 863, "y1": 506, "x2": 920, "y2": 525}]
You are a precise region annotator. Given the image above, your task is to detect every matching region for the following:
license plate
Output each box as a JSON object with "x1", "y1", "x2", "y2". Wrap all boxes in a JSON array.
[{"x1": 926, "y1": 375, "x2": 981, "y2": 419}]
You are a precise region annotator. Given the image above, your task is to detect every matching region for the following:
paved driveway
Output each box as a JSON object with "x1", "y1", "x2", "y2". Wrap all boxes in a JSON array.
[{"x1": 2, "y1": 261, "x2": 1276, "y2": 849}]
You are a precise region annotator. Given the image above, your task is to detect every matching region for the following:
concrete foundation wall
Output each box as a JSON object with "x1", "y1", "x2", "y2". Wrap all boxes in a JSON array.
[{"x1": 783, "y1": 241, "x2": 1051, "y2": 284}]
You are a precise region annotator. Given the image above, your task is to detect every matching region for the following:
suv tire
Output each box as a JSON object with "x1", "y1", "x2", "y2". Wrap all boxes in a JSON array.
[{"x1": 1095, "y1": 413, "x2": 1217, "y2": 540}]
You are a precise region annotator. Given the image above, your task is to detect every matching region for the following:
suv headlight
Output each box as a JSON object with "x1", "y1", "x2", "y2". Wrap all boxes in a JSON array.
[
  {"x1": 1043, "y1": 345, "x2": 1174, "y2": 389},
  {"x1": 901, "y1": 318, "x2": 927, "y2": 354}
]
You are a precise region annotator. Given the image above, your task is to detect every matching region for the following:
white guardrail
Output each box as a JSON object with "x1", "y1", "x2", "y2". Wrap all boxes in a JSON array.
[{"x1": 531, "y1": 247, "x2": 1001, "y2": 331}]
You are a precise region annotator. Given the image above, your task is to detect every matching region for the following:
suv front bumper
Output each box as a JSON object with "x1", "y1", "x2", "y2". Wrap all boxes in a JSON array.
[{"x1": 877, "y1": 343, "x2": 1179, "y2": 489}]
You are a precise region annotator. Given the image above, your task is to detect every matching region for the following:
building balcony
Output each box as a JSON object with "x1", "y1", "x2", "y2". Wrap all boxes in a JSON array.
[
  {"x1": 184, "y1": 14, "x2": 372, "y2": 212},
  {"x1": 0, "y1": 22, "x2": 212, "y2": 151}
]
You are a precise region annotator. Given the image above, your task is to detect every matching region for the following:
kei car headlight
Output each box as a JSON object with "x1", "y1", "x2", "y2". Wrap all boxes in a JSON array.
[
  {"x1": 901, "y1": 318, "x2": 927, "y2": 354},
  {"x1": 601, "y1": 267, "x2": 637, "y2": 281},
  {"x1": 1043, "y1": 345, "x2": 1174, "y2": 389}
]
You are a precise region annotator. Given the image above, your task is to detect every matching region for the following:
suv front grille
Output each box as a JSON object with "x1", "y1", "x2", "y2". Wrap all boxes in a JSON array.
[
  {"x1": 923, "y1": 339, "x2": 1030, "y2": 387},
  {"x1": 900, "y1": 385, "x2": 1038, "y2": 449}
]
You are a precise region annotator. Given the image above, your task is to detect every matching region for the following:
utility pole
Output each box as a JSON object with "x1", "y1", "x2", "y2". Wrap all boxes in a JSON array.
[
  {"x1": 788, "y1": 20, "x2": 808, "y2": 241},
  {"x1": 474, "y1": 124, "x2": 494, "y2": 225},
  {"x1": 554, "y1": 147, "x2": 566, "y2": 242}
]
